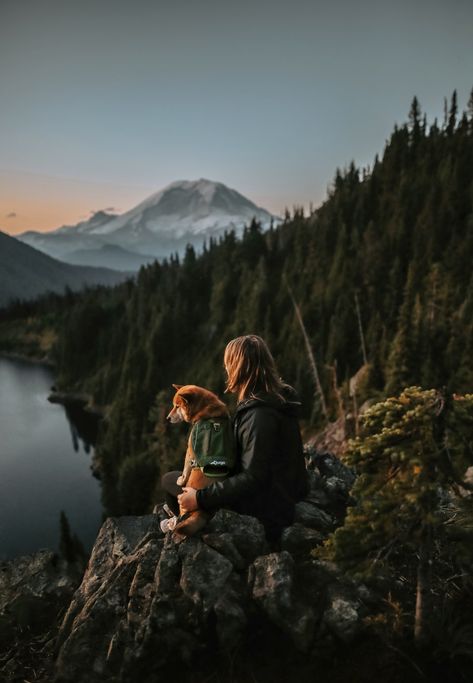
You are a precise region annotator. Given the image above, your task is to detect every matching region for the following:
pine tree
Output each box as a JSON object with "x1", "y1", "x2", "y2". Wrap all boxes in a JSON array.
[
  {"x1": 59, "y1": 510, "x2": 86, "y2": 564},
  {"x1": 447, "y1": 90, "x2": 458, "y2": 135},
  {"x1": 385, "y1": 266, "x2": 420, "y2": 394},
  {"x1": 408, "y1": 96, "x2": 422, "y2": 147},
  {"x1": 320, "y1": 387, "x2": 473, "y2": 644}
]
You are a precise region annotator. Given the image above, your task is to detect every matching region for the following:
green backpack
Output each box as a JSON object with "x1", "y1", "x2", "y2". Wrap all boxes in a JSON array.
[{"x1": 190, "y1": 417, "x2": 236, "y2": 477}]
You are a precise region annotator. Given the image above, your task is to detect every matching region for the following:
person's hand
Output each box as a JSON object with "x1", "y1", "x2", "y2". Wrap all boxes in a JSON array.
[{"x1": 178, "y1": 487, "x2": 198, "y2": 512}]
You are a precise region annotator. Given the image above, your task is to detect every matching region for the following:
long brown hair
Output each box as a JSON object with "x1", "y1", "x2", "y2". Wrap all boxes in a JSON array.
[{"x1": 224, "y1": 335, "x2": 286, "y2": 402}]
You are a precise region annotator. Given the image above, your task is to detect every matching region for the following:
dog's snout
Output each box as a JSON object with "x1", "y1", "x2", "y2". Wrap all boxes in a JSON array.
[
  {"x1": 167, "y1": 405, "x2": 184, "y2": 423},
  {"x1": 166, "y1": 408, "x2": 177, "y2": 421}
]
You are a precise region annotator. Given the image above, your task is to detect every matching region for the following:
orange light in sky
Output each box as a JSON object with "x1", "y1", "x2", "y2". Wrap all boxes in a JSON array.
[
  {"x1": 0, "y1": 170, "x2": 154, "y2": 235},
  {"x1": 0, "y1": 169, "x2": 290, "y2": 235}
]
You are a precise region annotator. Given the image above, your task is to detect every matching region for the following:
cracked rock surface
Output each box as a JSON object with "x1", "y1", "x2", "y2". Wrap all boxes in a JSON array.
[{"x1": 52, "y1": 453, "x2": 368, "y2": 682}]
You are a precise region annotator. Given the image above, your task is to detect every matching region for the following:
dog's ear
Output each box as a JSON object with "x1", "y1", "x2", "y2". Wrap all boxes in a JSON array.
[
  {"x1": 176, "y1": 387, "x2": 195, "y2": 405},
  {"x1": 172, "y1": 384, "x2": 183, "y2": 390}
]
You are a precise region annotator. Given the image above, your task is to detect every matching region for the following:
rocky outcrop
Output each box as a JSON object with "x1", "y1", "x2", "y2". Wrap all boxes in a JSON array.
[
  {"x1": 0, "y1": 549, "x2": 84, "y2": 681},
  {"x1": 0, "y1": 550, "x2": 83, "y2": 638},
  {"x1": 307, "y1": 416, "x2": 354, "y2": 456},
  {"x1": 53, "y1": 452, "x2": 368, "y2": 683},
  {"x1": 300, "y1": 445, "x2": 356, "y2": 523}
]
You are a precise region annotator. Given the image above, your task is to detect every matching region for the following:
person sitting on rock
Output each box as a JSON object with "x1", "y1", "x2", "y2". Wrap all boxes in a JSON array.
[{"x1": 171, "y1": 334, "x2": 309, "y2": 545}]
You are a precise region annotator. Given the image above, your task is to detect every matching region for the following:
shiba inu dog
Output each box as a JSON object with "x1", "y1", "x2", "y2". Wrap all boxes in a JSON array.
[{"x1": 165, "y1": 384, "x2": 235, "y2": 536}]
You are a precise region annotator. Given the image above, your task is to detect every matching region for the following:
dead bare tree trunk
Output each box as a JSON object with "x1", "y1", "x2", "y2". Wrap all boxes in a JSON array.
[
  {"x1": 327, "y1": 361, "x2": 345, "y2": 423},
  {"x1": 285, "y1": 278, "x2": 328, "y2": 420},
  {"x1": 354, "y1": 292, "x2": 368, "y2": 365},
  {"x1": 352, "y1": 389, "x2": 359, "y2": 436},
  {"x1": 414, "y1": 524, "x2": 433, "y2": 646}
]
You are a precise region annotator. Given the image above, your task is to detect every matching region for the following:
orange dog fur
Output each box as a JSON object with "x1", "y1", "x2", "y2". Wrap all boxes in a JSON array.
[{"x1": 167, "y1": 384, "x2": 229, "y2": 536}]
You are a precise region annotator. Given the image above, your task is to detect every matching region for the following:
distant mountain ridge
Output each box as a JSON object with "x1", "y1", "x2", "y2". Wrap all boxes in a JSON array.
[
  {"x1": 54, "y1": 210, "x2": 118, "y2": 235},
  {"x1": 15, "y1": 179, "x2": 278, "y2": 270},
  {"x1": 0, "y1": 231, "x2": 129, "y2": 308},
  {"x1": 63, "y1": 244, "x2": 156, "y2": 271}
]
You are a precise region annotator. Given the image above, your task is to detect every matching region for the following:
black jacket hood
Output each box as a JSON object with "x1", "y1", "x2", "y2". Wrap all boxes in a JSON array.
[{"x1": 235, "y1": 384, "x2": 302, "y2": 418}]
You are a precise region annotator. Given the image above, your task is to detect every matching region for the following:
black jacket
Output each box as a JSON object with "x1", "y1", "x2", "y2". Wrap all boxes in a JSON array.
[{"x1": 196, "y1": 386, "x2": 309, "y2": 538}]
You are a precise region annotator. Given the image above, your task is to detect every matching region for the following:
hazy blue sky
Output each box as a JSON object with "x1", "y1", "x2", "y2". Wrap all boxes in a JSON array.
[{"x1": 1, "y1": 0, "x2": 472, "y2": 232}]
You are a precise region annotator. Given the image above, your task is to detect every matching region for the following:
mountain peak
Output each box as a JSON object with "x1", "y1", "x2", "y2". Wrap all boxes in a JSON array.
[
  {"x1": 157, "y1": 178, "x2": 220, "y2": 204},
  {"x1": 16, "y1": 179, "x2": 280, "y2": 269},
  {"x1": 88, "y1": 178, "x2": 277, "y2": 239}
]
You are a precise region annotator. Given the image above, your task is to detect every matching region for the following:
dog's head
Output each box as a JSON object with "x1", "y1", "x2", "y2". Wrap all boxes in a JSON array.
[{"x1": 167, "y1": 384, "x2": 228, "y2": 423}]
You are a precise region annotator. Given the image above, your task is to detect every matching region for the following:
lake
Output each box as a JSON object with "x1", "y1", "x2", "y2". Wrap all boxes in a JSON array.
[{"x1": 0, "y1": 356, "x2": 103, "y2": 560}]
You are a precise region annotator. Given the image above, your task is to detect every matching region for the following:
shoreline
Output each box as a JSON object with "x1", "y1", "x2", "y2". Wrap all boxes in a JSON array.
[
  {"x1": 0, "y1": 350, "x2": 55, "y2": 369},
  {"x1": 48, "y1": 390, "x2": 108, "y2": 419},
  {"x1": 0, "y1": 352, "x2": 108, "y2": 418}
]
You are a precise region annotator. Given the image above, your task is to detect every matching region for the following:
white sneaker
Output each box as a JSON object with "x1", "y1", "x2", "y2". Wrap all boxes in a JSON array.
[
  {"x1": 160, "y1": 516, "x2": 178, "y2": 533},
  {"x1": 153, "y1": 503, "x2": 176, "y2": 518},
  {"x1": 162, "y1": 503, "x2": 175, "y2": 518}
]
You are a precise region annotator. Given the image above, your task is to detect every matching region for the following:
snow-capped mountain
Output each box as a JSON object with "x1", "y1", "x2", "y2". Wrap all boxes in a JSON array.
[
  {"x1": 86, "y1": 179, "x2": 275, "y2": 239},
  {"x1": 16, "y1": 179, "x2": 278, "y2": 270}
]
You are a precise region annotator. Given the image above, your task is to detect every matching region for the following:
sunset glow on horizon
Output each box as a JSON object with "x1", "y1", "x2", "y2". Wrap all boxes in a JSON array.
[
  {"x1": 0, "y1": 170, "x2": 158, "y2": 235},
  {"x1": 0, "y1": 170, "x2": 299, "y2": 235}
]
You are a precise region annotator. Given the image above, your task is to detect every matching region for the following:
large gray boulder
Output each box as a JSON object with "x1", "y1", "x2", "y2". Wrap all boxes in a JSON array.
[
  {"x1": 53, "y1": 501, "x2": 368, "y2": 683},
  {"x1": 251, "y1": 551, "x2": 316, "y2": 651},
  {"x1": 54, "y1": 511, "x2": 268, "y2": 682}
]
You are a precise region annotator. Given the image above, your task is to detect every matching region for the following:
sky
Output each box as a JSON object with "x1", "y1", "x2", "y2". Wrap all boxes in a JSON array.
[{"x1": 1, "y1": 0, "x2": 472, "y2": 234}]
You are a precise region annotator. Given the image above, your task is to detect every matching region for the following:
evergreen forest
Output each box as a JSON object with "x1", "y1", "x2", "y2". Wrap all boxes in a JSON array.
[
  {"x1": 2, "y1": 93, "x2": 472, "y2": 516},
  {"x1": 2, "y1": 91, "x2": 473, "y2": 679}
]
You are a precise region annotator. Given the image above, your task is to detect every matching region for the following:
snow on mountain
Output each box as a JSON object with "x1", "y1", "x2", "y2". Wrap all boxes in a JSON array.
[
  {"x1": 15, "y1": 179, "x2": 280, "y2": 269},
  {"x1": 86, "y1": 178, "x2": 276, "y2": 239}
]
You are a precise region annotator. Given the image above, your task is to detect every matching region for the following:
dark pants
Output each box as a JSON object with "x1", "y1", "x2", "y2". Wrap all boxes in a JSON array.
[
  {"x1": 161, "y1": 470, "x2": 281, "y2": 549},
  {"x1": 161, "y1": 470, "x2": 183, "y2": 516}
]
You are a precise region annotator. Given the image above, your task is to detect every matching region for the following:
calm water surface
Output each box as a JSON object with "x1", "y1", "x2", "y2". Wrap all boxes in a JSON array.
[{"x1": 0, "y1": 357, "x2": 103, "y2": 560}]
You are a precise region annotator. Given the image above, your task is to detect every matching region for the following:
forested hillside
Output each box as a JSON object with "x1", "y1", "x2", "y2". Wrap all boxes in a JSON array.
[
  {"x1": 0, "y1": 231, "x2": 129, "y2": 307},
  {"x1": 1, "y1": 92, "x2": 472, "y2": 516}
]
